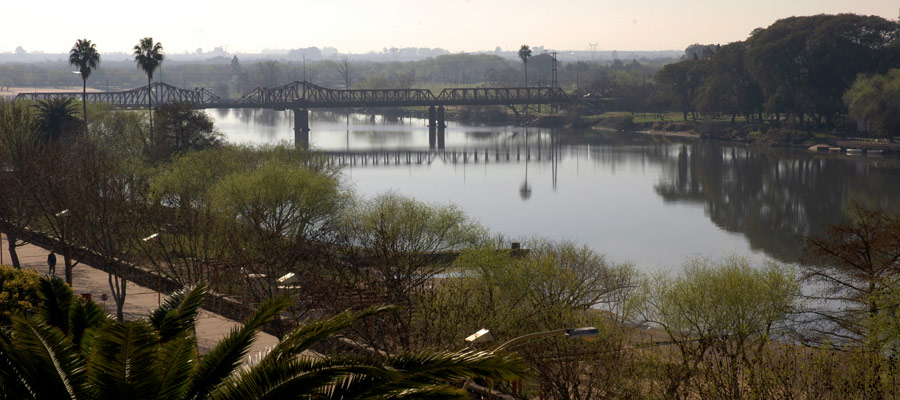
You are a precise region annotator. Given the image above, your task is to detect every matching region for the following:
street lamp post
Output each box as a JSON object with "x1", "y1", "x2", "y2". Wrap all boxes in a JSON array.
[
  {"x1": 141, "y1": 233, "x2": 161, "y2": 305},
  {"x1": 55, "y1": 209, "x2": 72, "y2": 284}
]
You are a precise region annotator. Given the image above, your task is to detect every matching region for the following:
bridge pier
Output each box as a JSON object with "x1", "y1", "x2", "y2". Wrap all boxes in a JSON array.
[
  {"x1": 428, "y1": 105, "x2": 437, "y2": 128},
  {"x1": 293, "y1": 108, "x2": 310, "y2": 149},
  {"x1": 437, "y1": 105, "x2": 446, "y2": 128},
  {"x1": 429, "y1": 126, "x2": 436, "y2": 149}
]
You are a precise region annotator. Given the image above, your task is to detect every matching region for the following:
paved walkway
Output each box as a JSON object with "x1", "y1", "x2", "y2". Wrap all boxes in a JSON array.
[{"x1": 0, "y1": 234, "x2": 279, "y2": 357}]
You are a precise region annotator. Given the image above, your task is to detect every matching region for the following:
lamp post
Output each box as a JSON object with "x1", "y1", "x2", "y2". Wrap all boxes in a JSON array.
[
  {"x1": 55, "y1": 209, "x2": 72, "y2": 284},
  {"x1": 141, "y1": 232, "x2": 161, "y2": 305}
]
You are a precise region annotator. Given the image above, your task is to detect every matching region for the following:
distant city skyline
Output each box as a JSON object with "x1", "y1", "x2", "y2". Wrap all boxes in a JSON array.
[{"x1": 3, "y1": 0, "x2": 896, "y2": 55}]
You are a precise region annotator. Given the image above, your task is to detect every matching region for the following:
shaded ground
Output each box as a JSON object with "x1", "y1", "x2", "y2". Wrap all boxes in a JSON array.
[{"x1": 0, "y1": 233, "x2": 278, "y2": 357}]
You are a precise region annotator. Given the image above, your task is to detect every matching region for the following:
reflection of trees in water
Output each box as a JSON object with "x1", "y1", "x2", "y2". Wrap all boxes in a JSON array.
[
  {"x1": 254, "y1": 109, "x2": 280, "y2": 127},
  {"x1": 232, "y1": 108, "x2": 284, "y2": 127},
  {"x1": 310, "y1": 110, "x2": 347, "y2": 123},
  {"x1": 653, "y1": 143, "x2": 900, "y2": 262}
]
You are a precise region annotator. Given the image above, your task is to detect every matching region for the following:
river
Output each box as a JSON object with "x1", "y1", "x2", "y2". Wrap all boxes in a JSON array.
[{"x1": 208, "y1": 108, "x2": 900, "y2": 272}]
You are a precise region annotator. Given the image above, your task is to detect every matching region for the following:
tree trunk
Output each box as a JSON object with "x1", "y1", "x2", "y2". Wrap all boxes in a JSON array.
[
  {"x1": 82, "y1": 78, "x2": 88, "y2": 129},
  {"x1": 7, "y1": 233, "x2": 20, "y2": 270},
  {"x1": 524, "y1": 62, "x2": 528, "y2": 88},
  {"x1": 64, "y1": 251, "x2": 74, "y2": 286},
  {"x1": 148, "y1": 76, "x2": 153, "y2": 132},
  {"x1": 109, "y1": 269, "x2": 127, "y2": 322}
]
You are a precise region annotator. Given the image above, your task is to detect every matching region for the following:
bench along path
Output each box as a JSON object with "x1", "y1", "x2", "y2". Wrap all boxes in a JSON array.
[{"x1": 0, "y1": 234, "x2": 278, "y2": 357}]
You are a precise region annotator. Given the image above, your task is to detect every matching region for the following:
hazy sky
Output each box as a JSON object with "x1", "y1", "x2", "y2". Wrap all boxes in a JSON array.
[{"x1": 3, "y1": 0, "x2": 897, "y2": 55}]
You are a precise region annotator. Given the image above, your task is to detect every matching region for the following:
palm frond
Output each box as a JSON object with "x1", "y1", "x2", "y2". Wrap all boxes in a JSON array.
[
  {"x1": 321, "y1": 370, "x2": 397, "y2": 400},
  {"x1": 378, "y1": 384, "x2": 470, "y2": 400},
  {"x1": 380, "y1": 350, "x2": 528, "y2": 388},
  {"x1": 317, "y1": 351, "x2": 524, "y2": 400},
  {"x1": 68, "y1": 297, "x2": 107, "y2": 350},
  {"x1": 39, "y1": 277, "x2": 74, "y2": 334},
  {"x1": 186, "y1": 297, "x2": 289, "y2": 400},
  {"x1": 263, "y1": 304, "x2": 395, "y2": 365},
  {"x1": 153, "y1": 337, "x2": 196, "y2": 400},
  {"x1": 212, "y1": 355, "x2": 394, "y2": 400},
  {"x1": 316, "y1": 350, "x2": 525, "y2": 400},
  {"x1": 149, "y1": 284, "x2": 207, "y2": 343},
  {"x1": 87, "y1": 321, "x2": 160, "y2": 400},
  {"x1": 10, "y1": 315, "x2": 89, "y2": 399},
  {"x1": 0, "y1": 327, "x2": 36, "y2": 399}
]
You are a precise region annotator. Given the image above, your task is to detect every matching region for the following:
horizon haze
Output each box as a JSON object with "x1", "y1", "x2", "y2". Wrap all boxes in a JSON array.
[{"x1": 3, "y1": 0, "x2": 897, "y2": 55}]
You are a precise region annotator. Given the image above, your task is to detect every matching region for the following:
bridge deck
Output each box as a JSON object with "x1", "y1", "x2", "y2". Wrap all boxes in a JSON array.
[{"x1": 15, "y1": 81, "x2": 570, "y2": 110}]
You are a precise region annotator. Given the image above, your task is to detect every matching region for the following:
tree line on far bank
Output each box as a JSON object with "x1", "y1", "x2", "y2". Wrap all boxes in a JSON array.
[{"x1": 655, "y1": 14, "x2": 900, "y2": 136}]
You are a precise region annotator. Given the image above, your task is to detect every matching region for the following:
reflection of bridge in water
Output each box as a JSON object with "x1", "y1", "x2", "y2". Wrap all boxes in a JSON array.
[{"x1": 324, "y1": 146, "x2": 558, "y2": 167}]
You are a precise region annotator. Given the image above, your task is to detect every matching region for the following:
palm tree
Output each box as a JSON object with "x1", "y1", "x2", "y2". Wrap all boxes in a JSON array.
[
  {"x1": 68, "y1": 39, "x2": 100, "y2": 129},
  {"x1": 34, "y1": 98, "x2": 81, "y2": 142},
  {"x1": 133, "y1": 37, "x2": 164, "y2": 130},
  {"x1": 518, "y1": 45, "x2": 532, "y2": 88},
  {"x1": 0, "y1": 279, "x2": 527, "y2": 399}
]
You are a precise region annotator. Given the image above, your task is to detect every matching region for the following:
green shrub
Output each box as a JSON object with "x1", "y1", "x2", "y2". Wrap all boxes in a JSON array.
[{"x1": 0, "y1": 265, "x2": 42, "y2": 325}]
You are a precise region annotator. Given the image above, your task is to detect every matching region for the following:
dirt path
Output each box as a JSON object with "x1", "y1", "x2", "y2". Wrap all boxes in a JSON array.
[{"x1": 0, "y1": 234, "x2": 278, "y2": 357}]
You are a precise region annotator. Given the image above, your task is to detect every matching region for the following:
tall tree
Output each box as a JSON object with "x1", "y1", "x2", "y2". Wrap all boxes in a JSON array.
[
  {"x1": 337, "y1": 57, "x2": 353, "y2": 89},
  {"x1": 34, "y1": 98, "x2": 80, "y2": 142},
  {"x1": 67, "y1": 39, "x2": 100, "y2": 129},
  {"x1": 745, "y1": 14, "x2": 900, "y2": 127},
  {"x1": 656, "y1": 59, "x2": 706, "y2": 121},
  {"x1": 801, "y1": 203, "x2": 900, "y2": 344},
  {"x1": 133, "y1": 37, "x2": 164, "y2": 130},
  {"x1": 518, "y1": 44, "x2": 532, "y2": 87},
  {"x1": 844, "y1": 69, "x2": 900, "y2": 137}
]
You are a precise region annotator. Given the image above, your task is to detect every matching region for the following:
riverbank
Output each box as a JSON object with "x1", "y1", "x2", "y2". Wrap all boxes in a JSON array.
[{"x1": 585, "y1": 112, "x2": 900, "y2": 151}]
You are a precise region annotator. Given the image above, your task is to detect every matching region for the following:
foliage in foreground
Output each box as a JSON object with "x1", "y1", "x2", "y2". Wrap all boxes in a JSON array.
[
  {"x1": 0, "y1": 277, "x2": 526, "y2": 399},
  {"x1": 0, "y1": 265, "x2": 42, "y2": 326}
]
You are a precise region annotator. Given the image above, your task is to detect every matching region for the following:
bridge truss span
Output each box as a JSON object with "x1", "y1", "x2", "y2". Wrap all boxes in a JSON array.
[
  {"x1": 15, "y1": 82, "x2": 227, "y2": 109},
  {"x1": 237, "y1": 81, "x2": 437, "y2": 109},
  {"x1": 15, "y1": 81, "x2": 571, "y2": 110},
  {"x1": 435, "y1": 87, "x2": 570, "y2": 106}
]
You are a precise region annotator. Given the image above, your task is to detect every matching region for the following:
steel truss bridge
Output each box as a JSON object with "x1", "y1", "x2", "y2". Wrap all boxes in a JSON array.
[
  {"x1": 15, "y1": 81, "x2": 571, "y2": 110},
  {"x1": 15, "y1": 83, "x2": 226, "y2": 109}
]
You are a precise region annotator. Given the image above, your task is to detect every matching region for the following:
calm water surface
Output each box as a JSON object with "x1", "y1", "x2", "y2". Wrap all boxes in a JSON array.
[{"x1": 209, "y1": 108, "x2": 900, "y2": 271}]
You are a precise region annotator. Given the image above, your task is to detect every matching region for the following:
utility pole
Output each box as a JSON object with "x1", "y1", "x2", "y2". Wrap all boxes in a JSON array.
[
  {"x1": 589, "y1": 43, "x2": 598, "y2": 61},
  {"x1": 303, "y1": 54, "x2": 307, "y2": 82},
  {"x1": 550, "y1": 52, "x2": 558, "y2": 88}
]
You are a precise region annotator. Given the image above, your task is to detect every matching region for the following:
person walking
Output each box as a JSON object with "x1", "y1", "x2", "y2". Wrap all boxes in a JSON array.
[{"x1": 47, "y1": 252, "x2": 57, "y2": 276}]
